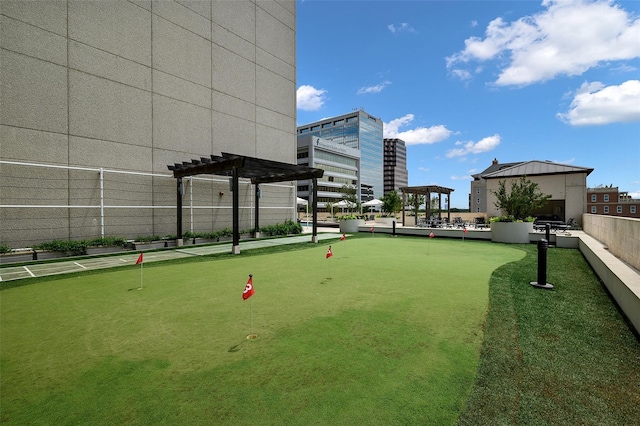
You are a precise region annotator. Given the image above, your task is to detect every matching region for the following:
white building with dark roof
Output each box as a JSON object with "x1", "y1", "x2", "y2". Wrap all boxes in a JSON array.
[{"x1": 471, "y1": 158, "x2": 594, "y2": 224}]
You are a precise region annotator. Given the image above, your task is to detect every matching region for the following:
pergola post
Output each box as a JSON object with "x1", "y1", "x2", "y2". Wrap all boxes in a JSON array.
[
  {"x1": 254, "y1": 184, "x2": 260, "y2": 238},
  {"x1": 176, "y1": 177, "x2": 183, "y2": 244},
  {"x1": 312, "y1": 177, "x2": 319, "y2": 243},
  {"x1": 232, "y1": 167, "x2": 240, "y2": 254}
]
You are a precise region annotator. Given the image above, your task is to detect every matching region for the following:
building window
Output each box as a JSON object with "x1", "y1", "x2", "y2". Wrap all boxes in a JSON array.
[
  {"x1": 476, "y1": 207, "x2": 480, "y2": 212},
  {"x1": 604, "y1": 194, "x2": 609, "y2": 202},
  {"x1": 476, "y1": 198, "x2": 480, "y2": 204},
  {"x1": 617, "y1": 206, "x2": 622, "y2": 213},
  {"x1": 591, "y1": 194, "x2": 597, "y2": 202},
  {"x1": 591, "y1": 206, "x2": 597, "y2": 213},
  {"x1": 476, "y1": 188, "x2": 480, "y2": 194},
  {"x1": 631, "y1": 206, "x2": 637, "y2": 214},
  {"x1": 322, "y1": 122, "x2": 332, "y2": 128},
  {"x1": 604, "y1": 206, "x2": 609, "y2": 213}
]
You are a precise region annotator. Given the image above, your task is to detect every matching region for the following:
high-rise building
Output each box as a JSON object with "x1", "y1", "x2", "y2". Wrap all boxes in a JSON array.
[
  {"x1": 296, "y1": 135, "x2": 360, "y2": 208},
  {"x1": 383, "y1": 138, "x2": 408, "y2": 195},
  {"x1": 297, "y1": 110, "x2": 383, "y2": 201},
  {"x1": 1, "y1": 1, "x2": 297, "y2": 248}
]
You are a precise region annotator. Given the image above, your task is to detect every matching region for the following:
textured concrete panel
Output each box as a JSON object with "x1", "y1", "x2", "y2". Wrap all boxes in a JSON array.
[
  {"x1": 212, "y1": 91, "x2": 255, "y2": 122},
  {"x1": 153, "y1": 94, "x2": 212, "y2": 154},
  {"x1": 152, "y1": 0, "x2": 211, "y2": 40},
  {"x1": 1, "y1": 16, "x2": 67, "y2": 66},
  {"x1": 211, "y1": 0, "x2": 255, "y2": 43},
  {"x1": 69, "y1": 71, "x2": 152, "y2": 145},
  {"x1": 212, "y1": 112, "x2": 256, "y2": 157},
  {"x1": 212, "y1": 44, "x2": 255, "y2": 102},
  {"x1": 0, "y1": 0, "x2": 67, "y2": 36},
  {"x1": 153, "y1": 70, "x2": 211, "y2": 108},
  {"x1": 275, "y1": 0, "x2": 295, "y2": 16},
  {"x1": 153, "y1": 15, "x2": 211, "y2": 87},
  {"x1": 256, "y1": 106, "x2": 295, "y2": 133},
  {"x1": 0, "y1": 164, "x2": 68, "y2": 206},
  {"x1": 0, "y1": 50, "x2": 68, "y2": 133},
  {"x1": 213, "y1": 22, "x2": 255, "y2": 62},
  {"x1": 177, "y1": 0, "x2": 211, "y2": 19},
  {"x1": 69, "y1": 136, "x2": 153, "y2": 171},
  {"x1": 256, "y1": 67, "x2": 294, "y2": 116},
  {"x1": 1, "y1": 208, "x2": 71, "y2": 247},
  {"x1": 256, "y1": 5, "x2": 294, "y2": 65},
  {"x1": 0, "y1": 126, "x2": 69, "y2": 164},
  {"x1": 69, "y1": 0, "x2": 151, "y2": 66},
  {"x1": 69, "y1": 41, "x2": 151, "y2": 91},
  {"x1": 257, "y1": 48, "x2": 294, "y2": 81},
  {"x1": 258, "y1": 1, "x2": 295, "y2": 31},
  {"x1": 256, "y1": 124, "x2": 294, "y2": 163}
]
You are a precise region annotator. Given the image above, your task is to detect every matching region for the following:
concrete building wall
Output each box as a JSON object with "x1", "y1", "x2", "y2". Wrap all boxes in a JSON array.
[
  {"x1": 1, "y1": 0, "x2": 297, "y2": 248},
  {"x1": 485, "y1": 173, "x2": 589, "y2": 223}
]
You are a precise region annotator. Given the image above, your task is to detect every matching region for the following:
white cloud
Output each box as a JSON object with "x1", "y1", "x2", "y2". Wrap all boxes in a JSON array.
[
  {"x1": 446, "y1": 134, "x2": 501, "y2": 158},
  {"x1": 296, "y1": 85, "x2": 327, "y2": 111},
  {"x1": 447, "y1": 0, "x2": 640, "y2": 86},
  {"x1": 383, "y1": 114, "x2": 453, "y2": 145},
  {"x1": 450, "y1": 175, "x2": 472, "y2": 181},
  {"x1": 418, "y1": 167, "x2": 430, "y2": 172},
  {"x1": 357, "y1": 81, "x2": 391, "y2": 95},
  {"x1": 388, "y1": 22, "x2": 416, "y2": 34},
  {"x1": 557, "y1": 80, "x2": 640, "y2": 125}
]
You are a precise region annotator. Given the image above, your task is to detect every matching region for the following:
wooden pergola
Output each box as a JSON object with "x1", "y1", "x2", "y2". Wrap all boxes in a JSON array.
[
  {"x1": 399, "y1": 185, "x2": 455, "y2": 225},
  {"x1": 168, "y1": 152, "x2": 324, "y2": 254}
]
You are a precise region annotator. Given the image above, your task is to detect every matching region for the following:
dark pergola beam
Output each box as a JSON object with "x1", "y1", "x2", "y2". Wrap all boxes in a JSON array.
[{"x1": 167, "y1": 152, "x2": 324, "y2": 252}]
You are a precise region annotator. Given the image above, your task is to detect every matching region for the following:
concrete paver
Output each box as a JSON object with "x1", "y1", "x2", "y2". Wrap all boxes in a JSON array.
[{"x1": 0, "y1": 232, "x2": 341, "y2": 283}]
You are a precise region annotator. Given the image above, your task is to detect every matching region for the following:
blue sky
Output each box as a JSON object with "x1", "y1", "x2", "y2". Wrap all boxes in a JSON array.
[{"x1": 295, "y1": 0, "x2": 640, "y2": 208}]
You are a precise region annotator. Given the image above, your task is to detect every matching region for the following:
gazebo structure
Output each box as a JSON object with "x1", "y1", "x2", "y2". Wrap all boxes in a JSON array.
[
  {"x1": 168, "y1": 153, "x2": 324, "y2": 254},
  {"x1": 399, "y1": 185, "x2": 455, "y2": 226}
]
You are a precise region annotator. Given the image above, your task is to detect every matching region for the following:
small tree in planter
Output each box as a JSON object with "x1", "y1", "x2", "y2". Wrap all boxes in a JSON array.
[
  {"x1": 490, "y1": 176, "x2": 551, "y2": 243},
  {"x1": 407, "y1": 194, "x2": 424, "y2": 217},
  {"x1": 340, "y1": 184, "x2": 358, "y2": 216},
  {"x1": 381, "y1": 190, "x2": 402, "y2": 218},
  {"x1": 492, "y1": 176, "x2": 551, "y2": 221}
]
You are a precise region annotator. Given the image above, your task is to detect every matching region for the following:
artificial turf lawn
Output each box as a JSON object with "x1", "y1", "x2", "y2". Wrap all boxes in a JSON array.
[
  {"x1": 0, "y1": 236, "x2": 523, "y2": 425},
  {"x1": 458, "y1": 244, "x2": 640, "y2": 425}
]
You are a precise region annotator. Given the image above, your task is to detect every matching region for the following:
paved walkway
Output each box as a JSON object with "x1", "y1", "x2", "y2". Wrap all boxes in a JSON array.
[{"x1": 0, "y1": 231, "x2": 341, "y2": 283}]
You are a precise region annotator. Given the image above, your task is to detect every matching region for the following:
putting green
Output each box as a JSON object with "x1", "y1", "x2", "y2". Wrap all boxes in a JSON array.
[{"x1": 0, "y1": 236, "x2": 524, "y2": 424}]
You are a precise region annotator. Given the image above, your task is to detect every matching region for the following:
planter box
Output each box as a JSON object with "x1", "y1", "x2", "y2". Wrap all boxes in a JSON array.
[
  {"x1": 491, "y1": 221, "x2": 534, "y2": 244},
  {"x1": 340, "y1": 219, "x2": 365, "y2": 233},
  {"x1": 0, "y1": 251, "x2": 36, "y2": 264},
  {"x1": 133, "y1": 241, "x2": 166, "y2": 250}
]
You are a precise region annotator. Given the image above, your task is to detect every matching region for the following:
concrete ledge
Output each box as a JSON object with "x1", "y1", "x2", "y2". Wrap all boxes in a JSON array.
[{"x1": 575, "y1": 231, "x2": 640, "y2": 334}]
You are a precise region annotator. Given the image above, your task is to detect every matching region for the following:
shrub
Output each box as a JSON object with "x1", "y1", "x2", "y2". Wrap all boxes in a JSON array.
[
  {"x1": 0, "y1": 243, "x2": 11, "y2": 254},
  {"x1": 35, "y1": 240, "x2": 87, "y2": 255}
]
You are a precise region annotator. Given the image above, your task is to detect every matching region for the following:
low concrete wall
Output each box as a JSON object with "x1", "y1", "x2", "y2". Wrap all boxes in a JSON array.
[
  {"x1": 582, "y1": 214, "x2": 640, "y2": 271},
  {"x1": 576, "y1": 231, "x2": 640, "y2": 334}
]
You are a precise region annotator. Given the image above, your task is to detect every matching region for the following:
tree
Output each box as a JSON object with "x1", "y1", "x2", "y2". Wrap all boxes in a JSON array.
[
  {"x1": 381, "y1": 190, "x2": 402, "y2": 216},
  {"x1": 340, "y1": 184, "x2": 358, "y2": 214},
  {"x1": 491, "y1": 176, "x2": 552, "y2": 221},
  {"x1": 407, "y1": 194, "x2": 425, "y2": 217}
]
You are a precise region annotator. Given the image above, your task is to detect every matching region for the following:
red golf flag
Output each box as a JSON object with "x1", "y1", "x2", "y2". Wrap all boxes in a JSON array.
[
  {"x1": 463, "y1": 227, "x2": 468, "y2": 234},
  {"x1": 135, "y1": 252, "x2": 143, "y2": 265},
  {"x1": 242, "y1": 274, "x2": 254, "y2": 300},
  {"x1": 340, "y1": 234, "x2": 346, "y2": 241},
  {"x1": 429, "y1": 232, "x2": 435, "y2": 238},
  {"x1": 370, "y1": 227, "x2": 374, "y2": 232},
  {"x1": 326, "y1": 246, "x2": 333, "y2": 258}
]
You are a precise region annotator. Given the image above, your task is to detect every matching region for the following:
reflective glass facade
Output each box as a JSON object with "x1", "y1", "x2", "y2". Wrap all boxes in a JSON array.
[{"x1": 297, "y1": 110, "x2": 384, "y2": 200}]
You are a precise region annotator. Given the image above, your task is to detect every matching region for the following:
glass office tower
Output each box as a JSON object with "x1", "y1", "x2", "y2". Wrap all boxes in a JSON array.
[{"x1": 297, "y1": 110, "x2": 384, "y2": 201}]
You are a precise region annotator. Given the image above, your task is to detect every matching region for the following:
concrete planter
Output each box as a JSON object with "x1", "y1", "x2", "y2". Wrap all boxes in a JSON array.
[
  {"x1": 340, "y1": 219, "x2": 365, "y2": 233},
  {"x1": 491, "y1": 221, "x2": 534, "y2": 244}
]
